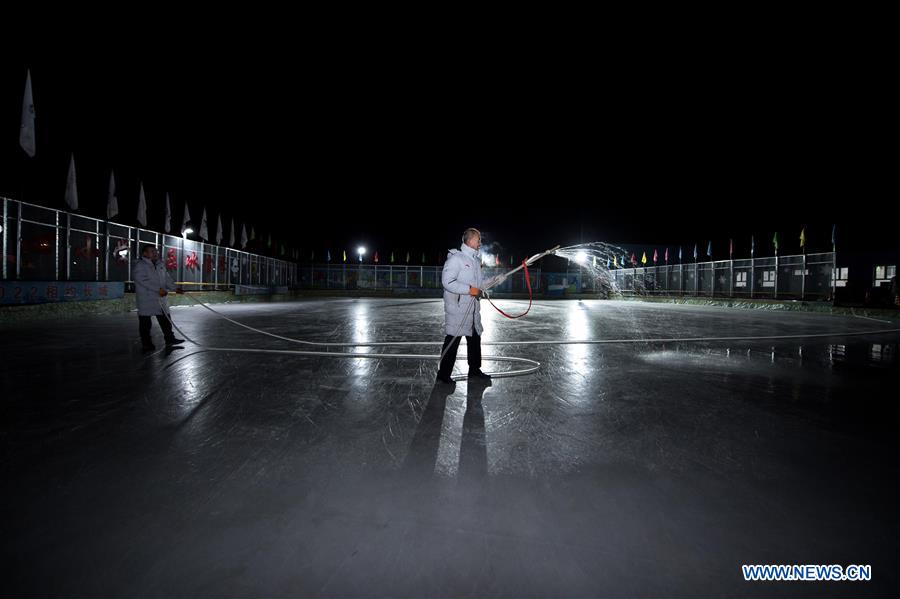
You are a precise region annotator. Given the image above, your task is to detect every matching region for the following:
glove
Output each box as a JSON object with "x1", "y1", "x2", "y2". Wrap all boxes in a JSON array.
[
  {"x1": 159, "y1": 288, "x2": 168, "y2": 297},
  {"x1": 469, "y1": 286, "x2": 481, "y2": 297},
  {"x1": 175, "y1": 287, "x2": 184, "y2": 295}
]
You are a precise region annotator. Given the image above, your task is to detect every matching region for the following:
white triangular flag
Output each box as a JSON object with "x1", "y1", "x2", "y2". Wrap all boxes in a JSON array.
[
  {"x1": 136, "y1": 182, "x2": 147, "y2": 227},
  {"x1": 106, "y1": 170, "x2": 118, "y2": 220},
  {"x1": 241, "y1": 224, "x2": 248, "y2": 249},
  {"x1": 216, "y1": 213, "x2": 223, "y2": 244},
  {"x1": 20, "y1": 69, "x2": 36, "y2": 157},
  {"x1": 229, "y1": 218, "x2": 235, "y2": 247},
  {"x1": 199, "y1": 207, "x2": 209, "y2": 240},
  {"x1": 164, "y1": 193, "x2": 172, "y2": 232},
  {"x1": 65, "y1": 154, "x2": 78, "y2": 210},
  {"x1": 182, "y1": 202, "x2": 191, "y2": 232}
]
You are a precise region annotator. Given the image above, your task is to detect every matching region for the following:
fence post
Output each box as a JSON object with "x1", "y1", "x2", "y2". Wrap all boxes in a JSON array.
[
  {"x1": 214, "y1": 246, "x2": 219, "y2": 289},
  {"x1": 2, "y1": 198, "x2": 7, "y2": 279},
  {"x1": 104, "y1": 220, "x2": 111, "y2": 281},
  {"x1": 94, "y1": 220, "x2": 100, "y2": 281},
  {"x1": 774, "y1": 254, "x2": 779, "y2": 299},
  {"x1": 64, "y1": 212, "x2": 71, "y2": 281},
  {"x1": 801, "y1": 253, "x2": 806, "y2": 300},
  {"x1": 694, "y1": 262, "x2": 698, "y2": 296},
  {"x1": 127, "y1": 227, "x2": 132, "y2": 282},
  {"x1": 729, "y1": 259, "x2": 734, "y2": 298},
  {"x1": 831, "y1": 252, "x2": 837, "y2": 304},
  {"x1": 750, "y1": 257, "x2": 754, "y2": 299},
  {"x1": 17, "y1": 202, "x2": 23, "y2": 279}
]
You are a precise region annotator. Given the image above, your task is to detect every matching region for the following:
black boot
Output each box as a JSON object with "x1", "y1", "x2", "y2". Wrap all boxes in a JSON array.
[
  {"x1": 165, "y1": 337, "x2": 185, "y2": 346},
  {"x1": 435, "y1": 374, "x2": 455, "y2": 385},
  {"x1": 468, "y1": 369, "x2": 492, "y2": 380}
]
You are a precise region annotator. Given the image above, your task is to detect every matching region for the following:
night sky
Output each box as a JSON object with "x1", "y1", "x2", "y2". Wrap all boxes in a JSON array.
[{"x1": 1, "y1": 50, "x2": 893, "y2": 266}]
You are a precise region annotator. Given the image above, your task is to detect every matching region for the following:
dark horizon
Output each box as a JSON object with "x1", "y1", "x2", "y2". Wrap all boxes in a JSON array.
[{"x1": 1, "y1": 59, "x2": 894, "y2": 264}]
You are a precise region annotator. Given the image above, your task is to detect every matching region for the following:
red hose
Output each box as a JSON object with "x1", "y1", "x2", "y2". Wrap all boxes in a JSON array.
[{"x1": 487, "y1": 260, "x2": 532, "y2": 319}]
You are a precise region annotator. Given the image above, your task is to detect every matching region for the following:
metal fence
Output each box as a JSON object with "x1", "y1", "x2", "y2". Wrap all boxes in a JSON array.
[
  {"x1": 297, "y1": 254, "x2": 836, "y2": 301},
  {"x1": 1, "y1": 196, "x2": 836, "y2": 301},
  {"x1": 1, "y1": 197, "x2": 297, "y2": 288},
  {"x1": 610, "y1": 253, "x2": 836, "y2": 300},
  {"x1": 298, "y1": 264, "x2": 541, "y2": 293}
]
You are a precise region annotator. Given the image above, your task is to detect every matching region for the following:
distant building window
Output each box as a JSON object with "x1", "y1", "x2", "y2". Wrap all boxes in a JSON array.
[
  {"x1": 874, "y1": 265, "x2": 895, "y2": 287},
  {"x1": 762, "y1": 270, "x2": 775, "y2": 287},
  {"x1": 835, "y1": 267, "x2": 849, "y2": 288},
  {"x1": 735, "y1": 271, "x2": 747, "y2": 288}
]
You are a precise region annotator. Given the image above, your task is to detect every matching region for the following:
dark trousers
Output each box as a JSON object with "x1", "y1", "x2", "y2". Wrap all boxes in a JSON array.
[
  {"x1": 139, "y1": 314, "x2": 175, "y2": 345},
  {"x1": 437, "y1": 331, "x2": 482, "y2": 378}
]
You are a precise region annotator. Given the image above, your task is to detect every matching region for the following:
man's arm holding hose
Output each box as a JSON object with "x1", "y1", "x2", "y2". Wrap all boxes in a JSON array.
[{"x1": 164, "y1": 270, "x2": 183, "y2": 294}]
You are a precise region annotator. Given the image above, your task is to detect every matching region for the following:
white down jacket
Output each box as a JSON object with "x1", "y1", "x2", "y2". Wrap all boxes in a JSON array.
[
  {"x1": 133, "y1": 257, "x2": 177, "y2": 316},
  {"x1": 441, "y1": 244, "x2": 483, "y2": 337}
]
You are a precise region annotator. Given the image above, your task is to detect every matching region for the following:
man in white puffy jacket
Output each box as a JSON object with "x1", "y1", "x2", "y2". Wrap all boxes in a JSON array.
[{"x1": 436, "y1": 228, "x2": 492, "y2": 384}]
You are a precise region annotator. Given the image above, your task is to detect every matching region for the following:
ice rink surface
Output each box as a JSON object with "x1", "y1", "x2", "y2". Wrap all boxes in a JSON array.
[{"x1": 3, "y1": 298, "x2": 899, "y2": 597}]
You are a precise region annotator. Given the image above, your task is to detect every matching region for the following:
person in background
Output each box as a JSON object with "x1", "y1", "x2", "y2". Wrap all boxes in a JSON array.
[{"x1": 133, "y1": 244, "x2": 184, "y2": 351}]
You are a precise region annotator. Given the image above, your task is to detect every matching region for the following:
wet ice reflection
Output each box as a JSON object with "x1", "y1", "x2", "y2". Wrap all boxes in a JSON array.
[
  {"x1": 564, "y1": 302, "x2": 592, "y2": 377},
  {"x1": 350, "y1": 301, "x2": 372, "y2": 376}
]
